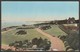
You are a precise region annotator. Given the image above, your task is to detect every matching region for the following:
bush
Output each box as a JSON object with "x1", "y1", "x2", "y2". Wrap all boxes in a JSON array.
[
  {"x1": 32, "y1": 38, "x2": 38, "y2": 45},
  {"x1": 8, "y1": 37, "x2": 51, "y2": 51}
]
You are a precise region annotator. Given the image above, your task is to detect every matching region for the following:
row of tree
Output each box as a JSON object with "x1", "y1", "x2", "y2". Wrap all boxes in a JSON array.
[{"x1": 2, "y1": 37, "x2": 51, "y2": 51}]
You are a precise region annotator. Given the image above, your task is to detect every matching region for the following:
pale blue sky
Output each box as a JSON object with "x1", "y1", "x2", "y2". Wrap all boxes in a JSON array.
[{"x1": 1, "y1": 1, "x2": 79, "y2": 28}]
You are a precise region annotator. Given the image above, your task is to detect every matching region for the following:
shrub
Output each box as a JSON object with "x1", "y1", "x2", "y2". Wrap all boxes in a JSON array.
[{"x1": 8, "y1": 37, "x2": 51, "y2": 51}]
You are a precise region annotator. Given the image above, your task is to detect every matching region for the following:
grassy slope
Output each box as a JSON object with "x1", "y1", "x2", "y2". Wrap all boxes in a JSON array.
[
  {"x1": 44, "y1": 25, "x2": 67, "y2": 37},
  {"x1": 1, "y1": 29, "x2": 49, "y2": 45}
]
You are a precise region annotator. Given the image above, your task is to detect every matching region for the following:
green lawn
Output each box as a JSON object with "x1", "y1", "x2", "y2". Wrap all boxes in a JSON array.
[
  {"x1": 1, "y1": 28, "x2": 49, "y2": 45},
  {"x1": 43, "y1": 25, "x2": 67, "y2": 37}
]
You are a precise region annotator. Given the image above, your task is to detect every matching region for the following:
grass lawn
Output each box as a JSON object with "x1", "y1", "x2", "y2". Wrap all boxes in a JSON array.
[
  {"x1": 1, "y1": 28, "x2": 49, "y2": 45},
  {"x1": 43, "y1": 25, "x2": 67, "y2": 37}
]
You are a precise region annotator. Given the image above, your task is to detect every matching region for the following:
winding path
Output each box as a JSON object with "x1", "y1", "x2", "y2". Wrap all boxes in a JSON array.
[{"x1": 35, "y1": 28, "x2": 65, "y2": 51}]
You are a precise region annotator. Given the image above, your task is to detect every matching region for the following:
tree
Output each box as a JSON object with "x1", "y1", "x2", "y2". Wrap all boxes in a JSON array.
[
  {"x1": 9, "y1": 43, "x2": 14, "y2": 48},
  {"x1": 16, "y1": 30, "x2": 27, "y2": 35},
  {"x1": 23, "y1": 40, "x2": 28, "y2": 44},
  {"x1": 50, "y1": 21, "x2": 53, "y2": 24},
  {"x1": 42, "y1": 39, "x2": 49, "y2": 50},
  {"x1": 32, "y1": 38, "x2": 38, "y2": 45},
  {"x1": 37, "y1": 37, "x2": 43, "y2": 47},
  {"x1": 22, "y1": 24, "x2": 26, "y2": 27},
  {"x1": 72, "y1": 17, "x2": 75, "y2": 23}
]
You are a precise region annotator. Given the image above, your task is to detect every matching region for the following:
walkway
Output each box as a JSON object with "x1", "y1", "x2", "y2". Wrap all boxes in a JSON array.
[{"x1": 35, "y1": 28, "x2": 65, "y2": 51}]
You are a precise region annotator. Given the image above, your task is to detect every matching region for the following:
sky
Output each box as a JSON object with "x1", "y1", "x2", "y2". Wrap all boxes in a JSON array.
[{"x1": 1, "y1": 1, "x2": 79, "y2": 27}]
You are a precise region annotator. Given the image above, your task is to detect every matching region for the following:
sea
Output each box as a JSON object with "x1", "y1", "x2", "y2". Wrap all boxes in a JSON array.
[{"x1": 1, "y1": 22, "x2": 35, "y2": 29}]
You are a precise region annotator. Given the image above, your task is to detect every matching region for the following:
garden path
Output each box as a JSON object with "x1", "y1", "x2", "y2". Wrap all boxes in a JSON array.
[{"x1": 35, "y1": 28, "x2": 65, "y2": 51}]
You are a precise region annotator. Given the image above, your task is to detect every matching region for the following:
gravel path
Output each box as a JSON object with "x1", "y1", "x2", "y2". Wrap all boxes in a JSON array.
[{"x1": 35, "y1": 28, "x2": 65, "y2": 51}]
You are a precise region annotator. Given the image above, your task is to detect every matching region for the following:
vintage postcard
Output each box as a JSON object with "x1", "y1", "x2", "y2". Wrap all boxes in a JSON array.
[{"x1": 1, "y1": 1, "x2": 79, "y2": 52}]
